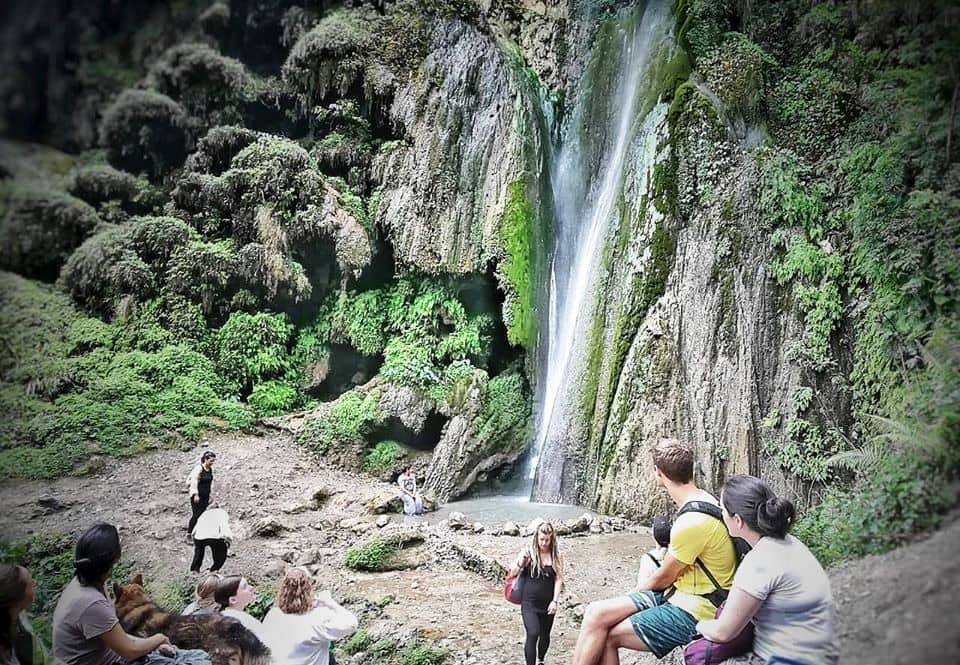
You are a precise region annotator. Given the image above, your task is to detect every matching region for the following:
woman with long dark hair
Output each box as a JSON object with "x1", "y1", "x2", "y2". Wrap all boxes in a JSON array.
[
  {"x1": 510, "y1": 520, "x2": 565, "y2": 665},
  {"x1": 0, "y1": 563, "x2": 38, "y2": 665},
  {"x1": 52, "y1": 523, "x2": 173, "y2": 664},
  {"x1": 212, "y1": 576, "x2": 267, "y2": 644},
  {"x1": 187, "y1": 452, "x2": 217, "y2": 534},
  {"x1": 696, "y1": 475, "x2": 839, "y2": 665}
]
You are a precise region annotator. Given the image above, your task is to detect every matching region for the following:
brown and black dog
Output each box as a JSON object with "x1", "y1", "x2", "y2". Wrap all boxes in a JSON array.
[{"x1": 113, "y1": 574, "x2": 271, "y2": 665}]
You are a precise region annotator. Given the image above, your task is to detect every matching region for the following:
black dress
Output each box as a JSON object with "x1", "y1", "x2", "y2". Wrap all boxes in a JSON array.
[{"x1": 520, "y1": 563, "x2": 557, "y2": 665}]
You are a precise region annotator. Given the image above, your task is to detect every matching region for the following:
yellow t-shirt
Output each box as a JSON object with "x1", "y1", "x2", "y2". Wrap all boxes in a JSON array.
[{"x1": 666, "y1": 497, "x2": 737, "y2": 621}]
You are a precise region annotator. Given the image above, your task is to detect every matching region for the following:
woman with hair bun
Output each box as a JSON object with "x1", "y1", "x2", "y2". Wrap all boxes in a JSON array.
[
  {"x1": 696, "y1": 475, "x2": 838, "y2": 665},
  {"x1": 51, "y1": 523, "x2": 211, "y2": 665}
]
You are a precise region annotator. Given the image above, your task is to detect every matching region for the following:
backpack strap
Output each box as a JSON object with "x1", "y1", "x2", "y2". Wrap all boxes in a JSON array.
[
  {"x1": 676, "y1": 499, "x2": 733, "y2": 605},
  {"x1": 647, "y1": 552, "x2": 662, "y2": 568}
]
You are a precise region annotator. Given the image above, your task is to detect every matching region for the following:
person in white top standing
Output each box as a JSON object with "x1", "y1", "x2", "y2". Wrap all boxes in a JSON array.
[
  {"x1": 262, "y1": 568, "x2": 357, "y2": 665},
  {"x1": 186, "y1": 451, "x2": 216, "y2": 536},
  {"x1": 190, "y1": 504, "x2": 232, "y2": 573},
  {"x1": 696, "y1": 475, "x2": 839, "y2": 665}
]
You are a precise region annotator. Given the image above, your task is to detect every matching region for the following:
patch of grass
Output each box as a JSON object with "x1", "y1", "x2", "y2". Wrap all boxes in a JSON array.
[
  {"x1": 343, "y1": 540, "x2": 393, "y2": 571},
  {"x1": 340, "y1": 628, "x2": 372, "y2": 655},
  {"x1": 401, "y1": 641, "x2": 449, "y2": 665}
]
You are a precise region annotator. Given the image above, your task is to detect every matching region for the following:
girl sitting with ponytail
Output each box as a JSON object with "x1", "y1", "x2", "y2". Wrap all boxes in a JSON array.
[{"x1": 695, "y1": 475, "x2": 839, "y2": 665}]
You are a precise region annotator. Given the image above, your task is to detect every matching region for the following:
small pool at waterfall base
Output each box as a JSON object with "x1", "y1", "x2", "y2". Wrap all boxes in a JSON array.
[{"x1": 430, "y1": 495, "x2": 595, "y2": 526}]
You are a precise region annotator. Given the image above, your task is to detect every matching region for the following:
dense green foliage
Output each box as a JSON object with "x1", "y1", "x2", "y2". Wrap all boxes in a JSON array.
[
  {"x1": 498, "y1": 180, "x2": 536, "y2": 348},
  {"x1": 676, "y1": 0, "x2": 959, "y2": 562}
]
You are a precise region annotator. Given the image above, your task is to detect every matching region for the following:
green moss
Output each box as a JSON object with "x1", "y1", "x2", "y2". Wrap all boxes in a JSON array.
[
  {"x1": 498, "y1": 180, "x2": 535, "y2": 348},
  {"x1": 297, "y1": 388, "x2": 384, "y2": 454}
]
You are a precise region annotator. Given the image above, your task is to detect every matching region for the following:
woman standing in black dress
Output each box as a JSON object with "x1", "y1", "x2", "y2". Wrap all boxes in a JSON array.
[{"x1": 511, "y1": 521, "x2": 565, "y2": 665}]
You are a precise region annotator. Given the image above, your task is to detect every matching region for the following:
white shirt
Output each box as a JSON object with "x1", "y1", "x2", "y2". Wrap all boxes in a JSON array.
[
  {"x1": 187, "y1": 463, "x2": 203, "y2": 497},
  {"x1": 636, "y1": 546, "x2": 666, "y2": 587},
  {"x1": 262, "y1": 601, "x2": 358, "y2": 665},
  {"x1": 222, "y1": 608, "x2": 268, "y2": 644},
  {"x1": 191, "y1": 508, "x2": 232, "y2": 541},
  {"x1": 734, "y1": 534, "x2": 839, "y2": 665}
]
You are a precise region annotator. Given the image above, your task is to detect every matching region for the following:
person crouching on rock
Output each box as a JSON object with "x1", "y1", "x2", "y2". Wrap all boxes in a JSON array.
[
  {"x1": 186, "y1": 451, "x2": 216, "y2": 535},
  {"x1": 190, "y1": 503, "x2": 232, "y2": 573},
  {"x1": 511, "y1": 520, "x2": 565, "y2": 665},
  {"x1": 396, "y1": 465, "x2": 424, "y2": 515}
]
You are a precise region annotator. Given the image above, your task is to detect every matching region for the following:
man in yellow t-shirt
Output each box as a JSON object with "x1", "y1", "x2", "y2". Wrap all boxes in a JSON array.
[{"x1": 571, "y1": 438, "x2": 738, "y2": 665}]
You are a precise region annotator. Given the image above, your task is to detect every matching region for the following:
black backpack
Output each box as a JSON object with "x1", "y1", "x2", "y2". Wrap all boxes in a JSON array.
[{"x1": 671, "y1": 500, "x2": 751, "y2": 607}]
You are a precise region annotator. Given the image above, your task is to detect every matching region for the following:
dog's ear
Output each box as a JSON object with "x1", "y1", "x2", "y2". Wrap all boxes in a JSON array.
[
  {"x1": 131, "y1": 573, "x2": 144, "y2": 587},
  {"x1": 113, "y1": 583, "x2": 124, "y2": 600}
]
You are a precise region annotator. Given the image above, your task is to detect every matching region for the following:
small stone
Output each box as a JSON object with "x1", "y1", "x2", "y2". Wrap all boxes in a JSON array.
[{"x1": 376, "y1": 515, "x2": 391, "y2": 528}]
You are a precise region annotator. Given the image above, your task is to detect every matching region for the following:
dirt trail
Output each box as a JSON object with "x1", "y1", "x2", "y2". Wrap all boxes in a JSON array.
[{"x1": 1, "y1": 432, "x2": 957, "y2": 665}]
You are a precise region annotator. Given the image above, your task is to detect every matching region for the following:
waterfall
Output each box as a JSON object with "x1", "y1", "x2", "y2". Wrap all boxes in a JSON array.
[{"x1": 527, "y1": 1, "x2": 674, "y2": 502}]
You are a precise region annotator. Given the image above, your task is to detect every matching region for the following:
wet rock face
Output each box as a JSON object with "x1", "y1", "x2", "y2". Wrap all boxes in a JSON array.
[
  {"x1": 371, "y1": 18, "x2": 531, "y2": 274},
  {"x1": 569, "y1": 92, "x2": 807, "y2": 519}
]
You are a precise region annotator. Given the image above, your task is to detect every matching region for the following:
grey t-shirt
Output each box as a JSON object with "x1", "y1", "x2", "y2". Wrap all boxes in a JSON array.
[
  {"x1": 52, "y1": 578, "x2": 122, "y2": 665},
  {"x1": 734, "y1": 535, "x2": 839, "y2": 665}
]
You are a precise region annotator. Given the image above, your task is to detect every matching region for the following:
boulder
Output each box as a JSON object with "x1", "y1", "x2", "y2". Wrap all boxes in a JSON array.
[
  {"x1": 447, "y1": 511, "x2": 469, "y2": 530},
  {"x1": 365, "y1": 491, "x2": 404, "y2": 515},
  {"x1": 253, "y1": 516, "x2": 290, "y2": 537},
  {"x1": 501, "y1": 521, "x2": 520, "y2": 536}
]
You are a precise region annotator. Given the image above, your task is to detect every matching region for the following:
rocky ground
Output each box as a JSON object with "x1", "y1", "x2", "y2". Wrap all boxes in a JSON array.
[{"x1": 1, "y1": 432, "x2": 957, "y2": 665}]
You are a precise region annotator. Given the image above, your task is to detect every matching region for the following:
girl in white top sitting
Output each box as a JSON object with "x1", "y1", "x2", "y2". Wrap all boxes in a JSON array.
[
  {"x1": 696, "y1": 475, "x2": 839, "y2": 665},
  {"x1": 213, "y1": 576, "x2": 268, "y2": 645},
  {"x1": 262, "y1": 568, "x2": 357, "y2": 665}
]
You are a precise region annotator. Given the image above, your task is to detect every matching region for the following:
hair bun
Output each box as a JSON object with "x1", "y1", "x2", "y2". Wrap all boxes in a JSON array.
[{"x1": 756, "y1": 496, "x2": 795, "y2": 538}]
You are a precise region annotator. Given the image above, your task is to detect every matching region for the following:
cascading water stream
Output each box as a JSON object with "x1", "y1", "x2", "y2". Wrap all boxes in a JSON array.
[{"x1": 527, "y1": 1, "x2": 673, "y2": 502}]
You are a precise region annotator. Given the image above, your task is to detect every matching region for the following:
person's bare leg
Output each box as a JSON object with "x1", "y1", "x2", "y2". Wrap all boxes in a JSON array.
[
  {"x1": 600, "y1": 618, "x2": 652, "y2": 665},
  {"x1": 571, "y1": 596, "x2": 638, "y2": 665}
]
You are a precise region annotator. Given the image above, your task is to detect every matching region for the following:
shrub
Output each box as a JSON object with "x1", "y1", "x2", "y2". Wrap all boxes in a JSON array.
[
  {"x1": 146, "y1": 43, "x2": 260, "y2": 127},
  {"x1": 248, "y1": 380, "x2": 301, "y2": 417},
  {"x1": 343, "y1": 540, "x2": 393, "y2": 571},
  {"x1": 282, "y1": 10, "x2": 374, "y2": 103},
  {"x1": 183, "y1": 125, "x2": 261, "y2": 176},
  {"x1": 473, "y1": 371, "x2": 531, "y2": 453},
  {"x1": 0, "y1": 184, "x2": 101, "y2": 281},
  {"x1": 364, "y1": 440, "x2": 406, "y2": 475},
  {"x1": 99, "y1": 89, "x2": 192, "y2": 180},
  {"x1": 214, "y1": 312, "x2": 293, "y2": 393},
  {"x1": 165, "y1": 239, "x2": 241, "y2": 315},
  {"x1": 69, "y1": 164, "x2": 163, "y2": 216}
]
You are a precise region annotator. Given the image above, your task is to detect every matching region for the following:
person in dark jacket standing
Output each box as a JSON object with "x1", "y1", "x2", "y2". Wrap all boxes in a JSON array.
[
  {"x1": 510, "y1": 520, "x2": 565, "y2": 665},
  {"x1": 186, "y1": 451, "x2": 216, "y2": 535}
]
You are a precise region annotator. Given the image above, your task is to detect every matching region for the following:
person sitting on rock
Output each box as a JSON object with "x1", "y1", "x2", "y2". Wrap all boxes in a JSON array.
[
  {"x1": 571, "y1": 438, "x2": 738, "y2": 664},
  {"x1": 636, "y1": 516, "x2": 671, "y2": 587},
  {"x1": 694, "y1": 475, "x2": 838, "y2": 665},
  {"x1": 181, "y1": 574, "x2": 220, "y2": 616},
  {"x1": 190, "y1": 503, "x2": 232, "y2": 573},
  {"x1": 396, "y1": 465, "x2": 424, "y2": 515},
  {"x1": 262, "y1": 568, "x2": 357, "y2": 665}
]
